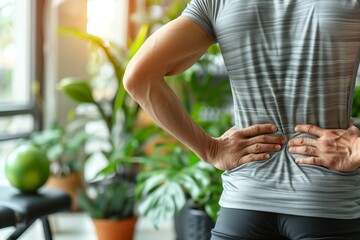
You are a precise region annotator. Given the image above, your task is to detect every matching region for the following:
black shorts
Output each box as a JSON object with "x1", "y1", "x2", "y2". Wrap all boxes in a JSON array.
[{"x1": 211, "y1": 207, "x2": 360, "y2": 240}]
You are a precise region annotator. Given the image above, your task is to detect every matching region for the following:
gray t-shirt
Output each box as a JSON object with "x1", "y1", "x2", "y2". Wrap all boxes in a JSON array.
[{"x1": 182, "y1": 0, "x2": 360, "y2": 219}]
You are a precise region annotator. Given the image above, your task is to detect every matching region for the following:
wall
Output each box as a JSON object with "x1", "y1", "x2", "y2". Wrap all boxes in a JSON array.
[{"x1": 43, "y1": 0, "x2": 88, "y2": 128}]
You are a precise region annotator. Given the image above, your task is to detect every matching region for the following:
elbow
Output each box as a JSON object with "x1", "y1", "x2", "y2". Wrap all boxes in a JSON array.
[
  {"x1": 123, "y1": 62, "x2": 139, "y2": 97},
  {"x1": 123, "y1": 59, "x2": 164, "y2": 100},
  {"x1": 124, "y1": 61, "x2": 150, "y2": 102}
]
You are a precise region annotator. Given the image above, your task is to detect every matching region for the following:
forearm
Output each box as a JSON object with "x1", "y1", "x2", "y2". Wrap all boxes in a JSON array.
[
  {"x1": 122, "y1": 17, "x2": 217, "y2": 161},
  {"x1": 126, "y1": 76, "x2": 213, "y2": 162}
]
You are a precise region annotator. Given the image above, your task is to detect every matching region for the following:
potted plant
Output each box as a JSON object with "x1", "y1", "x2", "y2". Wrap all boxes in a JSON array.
[
  {"x1": 136, "y1": 143, "x2": 223, "y2": 239},
  {"x1": 136, "y1": 117, "x2": 229, "y2": 240},
  {"x1": 135, "y1": 143, "x2": 210, "y2": 226},
  {"x1": 27, "y1": 121, "x2": 90, "y2": 211},
  {"x1": 56, "y1": 1, "x2": 192, "y2": 237},
  {"x1": 182, "y1": 162, "x2": 223, "y2": 240},
  {"x1": 59, "y1": 2, "x2": 226, "y2": 239},
  {"x1": 77, "y1": 180, "x2": 136, "y2": 240},
  {"x1": 57, "y1": 23, "x2": 162, "y2": 240}
]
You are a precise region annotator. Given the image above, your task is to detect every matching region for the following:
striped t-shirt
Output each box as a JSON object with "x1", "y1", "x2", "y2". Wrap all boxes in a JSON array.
[{"x1": 182, "y1": 0, "x2": 360, "y2": 219}]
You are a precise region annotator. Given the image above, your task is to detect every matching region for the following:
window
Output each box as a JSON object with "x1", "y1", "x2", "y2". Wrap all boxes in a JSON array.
[
  {"x1": 0, "y1": 0, "x2": 43, "y2": 181},
  {"x1": 0, "y1": 0, "x2": 43, "y2": 140}
]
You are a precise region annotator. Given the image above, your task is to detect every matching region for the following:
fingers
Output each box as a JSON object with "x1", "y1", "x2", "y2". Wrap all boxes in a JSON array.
[
  {"x1": 288, "y1": 137, "x2": 317, "y2": 147},
  {"x1": 294, "y1": 157, "x2": 324, "y2": 166},
  {"x1": 223, "y1": 153, "x2": 271, "y2": 170},
  {"x1": 239, "y1": 124, "x2": 278, "y2": 138},
  {"x1": 227, "y1": 143, "x2": 283, "y2": 170},
  {"x1": 250, "y1": 134, "x2": 286, "y2": 145},
  {"x1": 243, "y1": 143, "x2": 283, "y2": 155},
  {"x1": 288, "y1": 145, "x2": 319, "y2": 157},
  {"x1": 294, "y1": 124, "x2": 324, "y2": 137},
  {"x1": 239, "y1": 153, "x2": 271, "y2": 165},
  {"x1": 294, "y1": 156, "x2": 355, "y2": 172},
  {"x1": 288, "y1": 137, "x2": 319, "y2": 156}
]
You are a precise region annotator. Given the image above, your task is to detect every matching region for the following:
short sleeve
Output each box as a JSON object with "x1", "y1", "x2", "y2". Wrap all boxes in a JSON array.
[{"x1": 181, "y1": 0, "x2": 217, "y2": 43}]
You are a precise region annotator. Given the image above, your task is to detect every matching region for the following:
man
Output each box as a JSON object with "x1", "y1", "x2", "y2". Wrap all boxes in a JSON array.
[{"x1": 124, "y1": 1, "x2": 360, "y2": 239}]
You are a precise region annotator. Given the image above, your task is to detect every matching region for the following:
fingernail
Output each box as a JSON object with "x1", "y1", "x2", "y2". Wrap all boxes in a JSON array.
[
  {"x1": 294, "y1": 126, "x2": 299, "y2": 131},
  {"x1": 271, "y1": 125, "x2": 277, "y2": 131},
  {"x1": 276, "y1": 145, "x2": 281, "y2": 150},
  {"x1": 288, "y1": 147, "x2": 293, "y2": 152}
]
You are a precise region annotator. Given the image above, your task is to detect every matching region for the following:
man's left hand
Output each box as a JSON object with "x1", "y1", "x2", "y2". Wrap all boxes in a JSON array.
[{"x1": 288, "y1": 124, "x2": 360, "y2": 172}]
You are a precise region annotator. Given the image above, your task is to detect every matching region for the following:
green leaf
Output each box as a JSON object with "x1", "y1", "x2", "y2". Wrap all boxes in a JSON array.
[
  {"x1": 141, "y1": 173, "x2": 167, "y2": 196},
  {"x1": 66, "y1": 132, "x2": 91, "y2": 152},
  {"x1": 58, "y1": 78, "x2": 95, "y2": 104},
  {"x1": 169, "y1": 182, "x2": 187, "y2": 212},
  {"x1": 178, "y1": 173, "x2": 200, "y2": 198},
  {"x1": 95, "y1": 161, "x2": 118, "y2": 177},
  {"x1": 29, "y1": 128, "x2": 63, "y2": 147},
  {"x1": 204, "y1": 200, "x2": 220, "y2": 222},
  {"x1": 138, "y1": 181, "x2": 186, "y2": 229},
  {"x1": 47, "y1": 143, "x2": 64, "y2": 161},
  {"x1": 188, "y1": 152, "x2": 201, "y2": 166},
  {"x1": 352, "y1": 85, "x2": 360, "y2": 118},
  {"x1": 77, "y1": 190, "x2": 104, "y2": 219},
  {"x1": 128, "y1": 24, "x2": 150, "y2": 60}
]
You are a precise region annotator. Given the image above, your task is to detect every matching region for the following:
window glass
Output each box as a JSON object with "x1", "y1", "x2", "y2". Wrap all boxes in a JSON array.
[
  {"x1": 87, "y1": 0, "x2": 124, "y2": 41},
  {"x1": 0, "y1": 0, "x2": 32, "y2": 105},
  {"x1": 86, "y1": 0, "x2": 128, "y2": 102},
  {"x1": 0, "y1": 0, "x2": 37, "y2": 184},
  {"x1": 0, "y1": 115, "x2": 34, "y2": 138},
  {"x1": 0, "y1": 140, "x2": 20, "y2": 185}
]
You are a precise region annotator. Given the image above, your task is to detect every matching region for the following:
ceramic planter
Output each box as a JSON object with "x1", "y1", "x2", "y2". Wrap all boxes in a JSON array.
[
  {"x1": 92, "y1": 216, "x2": 137, "y2": 240},
  {"x1": 46, "y1": 172, "x2": 84, "y2": 211},
  {"x1": 174, "y1": 203, "x2": 215, "y2": 240}
]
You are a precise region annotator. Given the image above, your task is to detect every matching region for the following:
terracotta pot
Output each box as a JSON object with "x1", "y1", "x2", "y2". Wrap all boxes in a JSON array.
[
  {"x1": 92, "y1": 216, "x2": 137, "y2": 240},
  {"x1": 45, "y1": 172, "x2": 84, "y2": 211}
]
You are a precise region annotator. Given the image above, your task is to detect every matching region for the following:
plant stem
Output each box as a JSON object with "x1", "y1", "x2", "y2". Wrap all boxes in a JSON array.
[{"x1": 94, "y1": 102, "x2": 112, "y2": 133}]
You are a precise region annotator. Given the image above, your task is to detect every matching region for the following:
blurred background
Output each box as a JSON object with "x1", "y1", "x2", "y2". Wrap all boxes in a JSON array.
[
  {"x1": 0, "y1": 0, "x2": 231, "y2": 239},
  {"x1": 0, "y1": 1, "x2": 359, "y2": 240}
]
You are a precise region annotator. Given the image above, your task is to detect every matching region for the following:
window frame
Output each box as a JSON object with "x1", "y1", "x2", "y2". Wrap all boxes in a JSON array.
[{"x1": 0, "y1": 0, "x2": 44, "y2": 141}]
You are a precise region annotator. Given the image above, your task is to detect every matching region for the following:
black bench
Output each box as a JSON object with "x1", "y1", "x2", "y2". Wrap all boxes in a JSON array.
[
  {"x1": 0, "y1": 186, "x2": 71, "y2": 240},
  {"x1": 0, "y1": 206, "x2": 16, "y2": 229}
]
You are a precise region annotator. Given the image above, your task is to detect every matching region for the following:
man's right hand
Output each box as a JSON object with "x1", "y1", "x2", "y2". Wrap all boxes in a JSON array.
[{"x1": 206, "y1": 124, "x2": 286, "y2": 170}]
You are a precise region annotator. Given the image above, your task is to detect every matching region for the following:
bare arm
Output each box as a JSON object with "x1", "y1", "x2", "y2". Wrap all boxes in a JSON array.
[
  {"x1": 124, "y1": 17, "x2": 214, "y2": 161},
  {"x1": 124, "y1": 17, "x2": 285, "y2": 170}
]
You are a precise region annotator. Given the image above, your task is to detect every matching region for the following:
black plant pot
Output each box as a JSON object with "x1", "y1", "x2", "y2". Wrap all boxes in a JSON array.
[
  {"x1": 185, "y1": 207, "x2": 215, "y2": 240},
  {"x1": 174, "y1": 203, "x2": 215, "y2": 240},
  {"x1": 174, "y1": 204, "x2": 188, "y2": 240}
]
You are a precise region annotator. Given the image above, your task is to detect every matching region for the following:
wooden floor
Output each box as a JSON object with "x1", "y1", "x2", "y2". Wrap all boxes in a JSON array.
[{"x1": 0, "y1": 212, "x2": 176, "y2": 240}]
